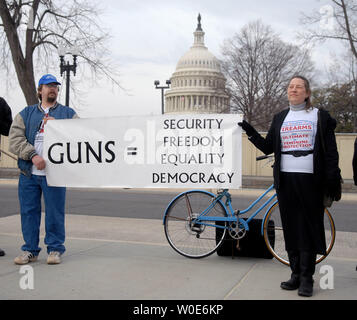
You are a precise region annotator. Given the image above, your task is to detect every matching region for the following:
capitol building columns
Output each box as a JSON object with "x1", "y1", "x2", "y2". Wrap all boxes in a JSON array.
[
  {"x1": 165, "y1": 94, "x2": 213, "y2": 113},
  {"x1": 165, "y1": 94, "x2": 229, "y2": 113},
  {"x1": 165, "y1": 93, "x2": 229, "y2": 113},
  {"x1": 164, "y1": 14, "x2": 230, "y2": 115}
]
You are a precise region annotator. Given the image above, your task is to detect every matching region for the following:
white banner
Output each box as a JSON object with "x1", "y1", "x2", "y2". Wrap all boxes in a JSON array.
[{"x1": 44, "y1": 114, "x2": 242, "y2": 188}]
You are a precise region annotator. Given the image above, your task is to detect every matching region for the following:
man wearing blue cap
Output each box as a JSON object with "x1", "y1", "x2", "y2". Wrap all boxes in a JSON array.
[{"x1": 9, "y1": 74, "x2": 78, "y2": 265}]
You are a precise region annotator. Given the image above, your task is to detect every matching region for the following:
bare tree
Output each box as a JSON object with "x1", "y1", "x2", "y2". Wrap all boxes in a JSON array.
[
  {"x1": 300, "y1": 1, "x2": 357, "y2": 132},
  {"x1": 220, "y1": 20, "x2": 314, "y2": 130},
  {"x1": 312, "y1": 81, "x2": 356, "y2": 132},
  {"x1": 319, "y1": 51, "x2": 357, "y2": 131},
  {"x1": 300, "y1": 0, "x2": 357, "y2": 60},
  {"x1": 0, "y1": 0, "x2": 120, "y2": 105}
]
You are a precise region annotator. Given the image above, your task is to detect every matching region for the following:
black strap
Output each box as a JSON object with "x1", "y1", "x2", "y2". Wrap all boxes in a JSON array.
[{"x1": 281, "y1": 150, "x2": 314, "y2": 157}]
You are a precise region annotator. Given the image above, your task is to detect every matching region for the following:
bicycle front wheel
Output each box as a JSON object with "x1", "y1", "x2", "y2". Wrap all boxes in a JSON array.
[
  {"x1": 164, "y1": 190, "x2": 228, "y2": 258},
  {"x1": 263, "y1": 202, "x2": 336, "y2": 266}
]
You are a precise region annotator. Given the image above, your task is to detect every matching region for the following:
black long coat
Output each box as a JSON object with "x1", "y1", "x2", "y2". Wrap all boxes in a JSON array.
[
  {"x1": 0, "y1": 97, "x2": 13, "y2": 136},
  {"x1": 0, "y1": 97, "x2": 13, "y2": 162},
  {"x1": 353, "y1": 138, "x2": 357, "y2": 186},
  {"x1": 248, "y1": 107, "x2": 340, "y2": 254}
]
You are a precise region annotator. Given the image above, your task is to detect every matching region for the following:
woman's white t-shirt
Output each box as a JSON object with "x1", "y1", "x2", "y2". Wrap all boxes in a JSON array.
[
  {"x1": 280, "y1": 107, "x2": 318, "y2": 173},
  {"x1": 32, "y1": 106, "x2": 50, "y2": 176}
]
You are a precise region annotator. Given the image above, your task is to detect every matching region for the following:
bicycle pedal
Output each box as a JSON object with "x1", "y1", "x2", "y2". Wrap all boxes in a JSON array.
[{"x1": 236, "y1": 240, "x2": 241, "y2": 251}]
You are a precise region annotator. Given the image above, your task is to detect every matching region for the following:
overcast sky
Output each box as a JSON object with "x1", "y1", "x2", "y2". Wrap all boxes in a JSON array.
[{"x1": 0, "y1": 0, "x2": 345, "y2": 118}]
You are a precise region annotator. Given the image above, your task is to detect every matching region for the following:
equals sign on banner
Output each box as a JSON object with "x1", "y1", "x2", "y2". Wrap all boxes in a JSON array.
[{"x1": 127, "y1": 147, "x2": 137, "y2": 156}]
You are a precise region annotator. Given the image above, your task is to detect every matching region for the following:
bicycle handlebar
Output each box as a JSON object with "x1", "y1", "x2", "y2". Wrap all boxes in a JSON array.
[
  {"x1": 256, "y1": 155, "x2": 274, "y2": 161},
  {"x1": 256, "y1": 155, "x2": 268, "y2": 161}
]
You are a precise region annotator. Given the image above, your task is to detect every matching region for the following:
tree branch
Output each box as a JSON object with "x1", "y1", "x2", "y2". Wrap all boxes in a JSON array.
[{"x1": 340, "y1": 0, "x2": 357, "y2": 59}]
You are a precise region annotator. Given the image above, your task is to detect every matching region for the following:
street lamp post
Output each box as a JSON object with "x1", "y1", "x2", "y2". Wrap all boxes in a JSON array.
[
  {"x1": 154, "y1": 80, "x2": 171, "y2": 114},
  {"x1": 58, "y1": 45, "x2": 79, "y2": 107}
]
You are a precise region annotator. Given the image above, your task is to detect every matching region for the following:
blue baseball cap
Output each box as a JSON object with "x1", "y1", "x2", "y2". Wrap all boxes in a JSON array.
[{"x1": 38, "y1": 74, "x2": 61, "y2": 86}]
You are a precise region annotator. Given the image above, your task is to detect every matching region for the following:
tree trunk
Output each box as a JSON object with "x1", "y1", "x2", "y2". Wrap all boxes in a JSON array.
[
  {"x1": 0, "y1": 0, "x2": 37, "y2": 105},
  {"x1": 18, "y1": 65, "x2": 38, "y2": 106}
]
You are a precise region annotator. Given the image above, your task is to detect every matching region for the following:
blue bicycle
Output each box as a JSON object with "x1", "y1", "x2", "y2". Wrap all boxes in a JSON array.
[{"x1": 163, "y1": 156, "x2": 336, "y2": 265}]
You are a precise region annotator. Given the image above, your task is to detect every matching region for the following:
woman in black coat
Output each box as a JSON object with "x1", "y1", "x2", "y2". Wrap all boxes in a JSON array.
[{"x1": 239, "y1": 75, "x2": 341, "y2": 297}]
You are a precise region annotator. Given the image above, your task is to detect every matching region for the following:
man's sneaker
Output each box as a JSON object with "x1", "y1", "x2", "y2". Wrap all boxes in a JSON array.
[
  {"x1": 47, "y1": 251, "x2": 61, "y2": 265},
  {"x1": 14, "y1": 251, "x2": 38, "y2": 265}
]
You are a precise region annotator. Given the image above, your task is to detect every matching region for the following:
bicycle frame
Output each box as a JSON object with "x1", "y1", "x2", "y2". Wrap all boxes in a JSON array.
[{"x1": 162, "y1": 184, "x2": 278, "y2": 235}]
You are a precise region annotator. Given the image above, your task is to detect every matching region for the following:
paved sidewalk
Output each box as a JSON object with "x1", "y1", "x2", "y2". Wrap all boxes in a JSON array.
[
  {"x1": 1, "y1": 177, "x2": 357, "y2": 300},
  {"x1": 0, "y1": 213, "x2": 356, "y2": 300}
]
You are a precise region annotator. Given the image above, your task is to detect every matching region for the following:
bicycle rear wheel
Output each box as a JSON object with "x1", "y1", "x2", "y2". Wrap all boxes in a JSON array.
[
  {"x1": 263, "y1": 202, "x2": 336, "y2": 265},
  {"x1": 164, "y1": 190, "x2": 228, "y2": 258}
]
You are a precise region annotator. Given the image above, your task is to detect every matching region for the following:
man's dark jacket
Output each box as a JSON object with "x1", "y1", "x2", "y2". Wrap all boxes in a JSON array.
[
  {"x1": 0, "y1": 97, "x2": 12, "y2": 136},
  {"x1": 353, "y1": 138, "x2": 357, "y2": 186},
  {"x1": 248, "y1": 108, "x2": 341, "y2": 191}
]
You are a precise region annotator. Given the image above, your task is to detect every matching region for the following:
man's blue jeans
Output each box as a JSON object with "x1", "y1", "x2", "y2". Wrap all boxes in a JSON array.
[{"x1": 18, "y1": 174, "x2": 66, "y2": 255}]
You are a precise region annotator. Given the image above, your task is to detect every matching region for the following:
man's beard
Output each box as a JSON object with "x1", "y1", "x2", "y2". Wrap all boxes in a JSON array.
[{"x1": 46, "y1": 95, "x2": 56, "y2": 103}]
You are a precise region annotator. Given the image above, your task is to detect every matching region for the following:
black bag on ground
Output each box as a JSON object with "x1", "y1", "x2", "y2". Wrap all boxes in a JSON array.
[{"x1": 215, "y1": 218, "x2": 274, "y2": 259}]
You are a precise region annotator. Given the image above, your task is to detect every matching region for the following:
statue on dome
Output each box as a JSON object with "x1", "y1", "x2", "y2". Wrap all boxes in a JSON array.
[{"x1": 197, "y1": 13, "x2": 202, "y2": 31}]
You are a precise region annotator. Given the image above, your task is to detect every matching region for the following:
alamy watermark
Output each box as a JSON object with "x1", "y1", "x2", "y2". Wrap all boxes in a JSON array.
[
  {"x1": 319, "y1": 5, "x2": 335, "y2": 31},
  {"x1": 17, "y1": 264, "x2": 334, "y2": 292},
  {"x1": 319, "y1": 264, "x2": 334, "y2": 290},
  {"x1": 19, "y1": 265, "x2": 34, "y2": 290}
]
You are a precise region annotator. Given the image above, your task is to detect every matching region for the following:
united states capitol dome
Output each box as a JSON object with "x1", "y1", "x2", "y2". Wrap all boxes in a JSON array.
[
  {"x1": 175, "y1": 42, "x2": 221, "y2": 73},
  {"x1": 165, "y1": 14, "x2": 230, "y2": 114}
]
